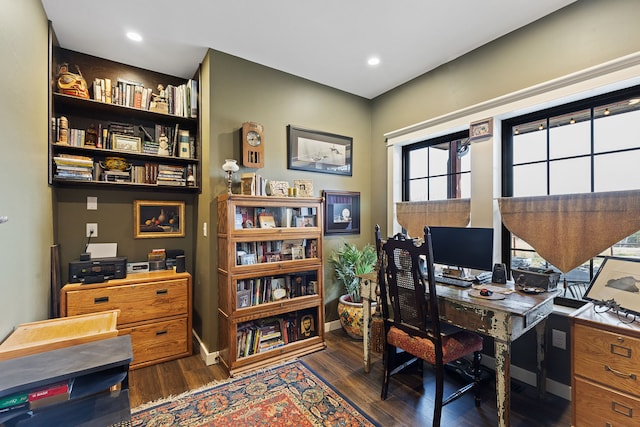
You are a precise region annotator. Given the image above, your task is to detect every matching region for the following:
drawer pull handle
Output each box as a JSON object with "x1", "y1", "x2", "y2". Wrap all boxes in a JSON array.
[
  {"x1": 611, "y1": 343, "x2": 632, "y2": 358},
  {"x1": 94, "y1": 296, "x2": 109, "y2": 304},
  {"x1": 605, "y1": 365, "x2": 637, "y2": 380},
  {"x1": 156, "y1": 289, "x2": 168, "y2": 295},
  {"x1": 612, "y1": 401, "x2": 633, "y2": 417},
  {"x1": 156, "y1": 330, "x2": 168, "y2": 336}
]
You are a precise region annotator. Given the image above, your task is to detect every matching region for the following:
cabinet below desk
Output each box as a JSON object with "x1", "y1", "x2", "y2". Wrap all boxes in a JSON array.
[{"x1": 60, "y1": 271, "x2": 192, "y2": 369}]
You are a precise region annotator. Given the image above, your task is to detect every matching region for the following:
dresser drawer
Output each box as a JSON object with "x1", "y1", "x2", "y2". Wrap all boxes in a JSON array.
[
  {"x1": 574, "y1": 323, "x2": 640, "y2": 396},
  {"x1": 64, "y1": 278, "x2": 189, "y2": 325},
  {"x1": 120, "y1": 317, "x2": 189, "y2": 367},
  {"x1": 574, "y1": 376, "x2": 640, "y2": 426}
]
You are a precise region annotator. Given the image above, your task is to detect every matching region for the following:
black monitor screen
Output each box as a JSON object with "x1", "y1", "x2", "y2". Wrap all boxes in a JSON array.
[{"x1": 428, "y1": 226, "x2": 494, "y2": 272}]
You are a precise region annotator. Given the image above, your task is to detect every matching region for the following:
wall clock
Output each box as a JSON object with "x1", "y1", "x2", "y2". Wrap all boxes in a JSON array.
[{"x1": 241, "y1": 122, "x2": 264, "y2": 168}]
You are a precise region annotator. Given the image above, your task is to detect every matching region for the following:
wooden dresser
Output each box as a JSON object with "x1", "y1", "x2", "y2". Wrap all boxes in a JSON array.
[
  {"x1": 60, "y1": 270, "x2": 192, "y2": 369},
  {"x1": 570, "y1": 302, "x2": 640, "y2": 426}
]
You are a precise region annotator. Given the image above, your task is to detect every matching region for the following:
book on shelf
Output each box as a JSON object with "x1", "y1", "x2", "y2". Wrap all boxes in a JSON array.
[
  {"x1": 178, "y1": 130, "x2": 190, "y2": 158},
  {"x1": 27, "y1": 380, "x2": 71, "y2": 410},
  {"x1": 0, "y1": 393, "x2": 28, "y2": 410}
]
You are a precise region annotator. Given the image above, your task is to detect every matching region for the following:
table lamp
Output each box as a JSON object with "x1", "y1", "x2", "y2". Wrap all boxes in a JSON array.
[{"x1": 222, "y1": 159, "x2": 239, "y2": 193}]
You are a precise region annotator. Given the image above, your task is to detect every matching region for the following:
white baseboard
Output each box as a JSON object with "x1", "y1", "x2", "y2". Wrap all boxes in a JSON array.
[{"x1": 192, "y1": 329, "x2": 220, "y2": 366}]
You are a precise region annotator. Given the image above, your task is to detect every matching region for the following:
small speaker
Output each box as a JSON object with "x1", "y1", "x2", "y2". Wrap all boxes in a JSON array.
[
  {"x1": 492, "y1": 263, "x2": 508, "y2": 284},
  {"x1": 176, "y1": 255, "x2": 186, "y2": 273}
]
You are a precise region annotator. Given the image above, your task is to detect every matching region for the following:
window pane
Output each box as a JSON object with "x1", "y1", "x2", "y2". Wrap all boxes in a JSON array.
[
  {"x1": 428, "y1": 144, "x2": 449, "y2": 176},
  {"x1": 408, "y1": 148, "x2": 427, "y2": 179},
  {"x1": 459, "y1": 172, "x2": 471, "y2": 198},
  {"x1": 513, "y1": 163, "x2": 547, "y2": 196},
  {"x1": 594, "y1": 151, "x2": 640, "y2": 192},
  {"x1": 612, "y1": 232, "x2": 640, "y2": 258},
  {"x1": 549, "y1": 109, "x2": 590, "y2": 159},
  {"x1": 513, "y1": 124, "x2": 547, "y2": 164},
  {"x1": 409, "y1": 178, "x2": 427, "y2": 201},
  {"x1": 549, "y1": 158, "x2": 591, "y2": 195},
  {"x1": 428, "y1": 176, "x2": 448, "y2": 200},
  {"x1": 594, "y1": 102, "x2": 640, "y2": 153}
]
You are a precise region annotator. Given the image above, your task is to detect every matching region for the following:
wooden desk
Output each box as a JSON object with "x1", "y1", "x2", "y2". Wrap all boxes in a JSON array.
[{"x1": 361, "y1": 281, "x2": 558, "y2": 427}]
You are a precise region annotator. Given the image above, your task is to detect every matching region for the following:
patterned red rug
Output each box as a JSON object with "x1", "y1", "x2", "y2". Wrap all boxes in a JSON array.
[{"x1": 131, "y1": 360, "x2": 379, "y2": 426}]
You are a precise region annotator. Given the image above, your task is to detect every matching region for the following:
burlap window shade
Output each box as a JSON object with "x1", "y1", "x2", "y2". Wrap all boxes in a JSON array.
[
  {"x1": 396, "y1": 199, "x2": 470, "y2": 238},
  {"x1": 498, "y1": 190, "x2": 640, "y2": 274}
]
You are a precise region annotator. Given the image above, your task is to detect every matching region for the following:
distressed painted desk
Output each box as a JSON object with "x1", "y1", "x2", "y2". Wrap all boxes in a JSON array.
[{"x1": 361, "y1": 281, "x2": 558, "y2": 427}]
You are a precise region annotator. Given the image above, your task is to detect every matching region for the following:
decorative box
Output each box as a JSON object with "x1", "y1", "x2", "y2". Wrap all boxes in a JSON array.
[{"x1": 512, "y1": 267, "x2": 561, "y2": 291}]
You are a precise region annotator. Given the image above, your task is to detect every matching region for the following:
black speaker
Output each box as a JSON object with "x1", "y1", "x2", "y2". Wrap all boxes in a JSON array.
[
  {"x1": 176, "y1": 255, "x2": 186, "y2": 273},
  {"x1": 492, "y1": 263, "x2": 507, "y2": 284}
]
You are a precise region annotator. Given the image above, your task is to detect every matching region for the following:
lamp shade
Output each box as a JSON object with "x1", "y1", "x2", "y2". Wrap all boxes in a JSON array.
[{"x1": 222, "y1": 159, "x2": 239, "y2": 173}]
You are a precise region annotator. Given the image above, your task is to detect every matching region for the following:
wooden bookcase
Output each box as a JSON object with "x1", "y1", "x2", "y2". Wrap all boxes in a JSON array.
[
  {"x1": 217, "y1": 194, "x2": 326, "y2": 376},
  {"x1": 49, "y1": 44, "x2": 201, "y2": 193}
]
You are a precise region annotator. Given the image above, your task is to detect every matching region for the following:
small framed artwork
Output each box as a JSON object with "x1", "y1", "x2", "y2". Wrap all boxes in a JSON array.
[
  {"x1": 295, "y1": 216, "x2": 315, "y2": 228},
  {"x1": 134, "y1": 200, "x2": 185, "y2": 239},
  {"x1": 323, "y1": 190, "x2": 360, "y2": 235},
  {"x1": 287, "y1": 125, "x2": 352, "y2": 176},
  {"x1": 291, "y1": 246, "x2": 305, "y2": 260},
  {"x1": 297, "y1": 309, "x2": 317, "y2": 339},
  {"x1": 584, "y1": 256, "x2": 640, "y2": 315},
  {"x1": 294, "y1": 179, "x2": 313, "y2": 197},
  {"x1": 258, "y1": 213, "x2": 276, "y2": 228},
  {"x1": 236, "y1": 289, "x2": 251, "y2": 309},
  {"x1": 469, "y1": 118, "x2": 493, "y2": 140},
  {"x1": 268, "y1": 181, "x2": 289, "y2": 197},
  {"x1": 113, "y1": 134, "x2": 142, "y2": 152},
  {"x1": 240, "y1": 253, "x2": 257, "y2": 265}
]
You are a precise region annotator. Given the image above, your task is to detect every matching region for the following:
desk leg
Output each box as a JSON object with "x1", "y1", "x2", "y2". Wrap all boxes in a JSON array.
[
  {"x1": 362, "y1": 295, "x2": 372, "y2": 373},
  {"x1": 494, "y1": 340, "x2": 511, "y2": 427},
  {"x1": 535, "y1": 319, "x2": 547, "y2": 399}
]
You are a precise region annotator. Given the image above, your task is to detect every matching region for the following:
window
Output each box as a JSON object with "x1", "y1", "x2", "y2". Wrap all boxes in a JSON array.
[
  {"x1": 402, "y1": 130, "x2": 470, "y2": 201},
  {"x1": 503, "y1": 87, "x2": 640, "y2": 305}
]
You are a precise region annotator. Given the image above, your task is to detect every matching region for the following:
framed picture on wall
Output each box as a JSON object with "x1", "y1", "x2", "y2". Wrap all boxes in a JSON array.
[
  {"x1": 287, "y1": 125, "x2": 352, "y2": 176},
  {"x1": 323, "y1": 190, "x2": 360, "y2": 235},
  {"x1": 133, "y1": 200, "x2": 185, "y2": 238}
]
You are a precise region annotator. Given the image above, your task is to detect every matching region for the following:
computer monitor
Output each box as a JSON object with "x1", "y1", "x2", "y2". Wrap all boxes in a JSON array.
[{"x1": 428, "y1": 226, "x2": 494, "y2": 273}]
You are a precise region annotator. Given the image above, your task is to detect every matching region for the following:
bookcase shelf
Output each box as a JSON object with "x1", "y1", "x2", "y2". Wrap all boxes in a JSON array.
[
  {"x1": 49, "y1": 47, "x2": 201, "y2": 193},
  {"x1": 217, "y1": 194, "x2": 325, "y2": 376}
]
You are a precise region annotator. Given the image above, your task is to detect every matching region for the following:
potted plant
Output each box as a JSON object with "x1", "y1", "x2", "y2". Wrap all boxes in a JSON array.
[{"x1": 329, "y1": 242, "x2": 378, "y2": 339}]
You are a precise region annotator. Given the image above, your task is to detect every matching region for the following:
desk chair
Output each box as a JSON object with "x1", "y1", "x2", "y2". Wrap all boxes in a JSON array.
[{"x1": 376, "y1": 226, "x2": 483, "y2": 427}]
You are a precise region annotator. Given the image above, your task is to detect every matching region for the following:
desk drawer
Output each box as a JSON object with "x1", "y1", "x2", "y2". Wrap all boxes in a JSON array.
[
  {"x1": 64, "y1": 278, "x2": 189, "y2": 325},
  {"x1": 574, "y1": 376, "x2": 640, "y2": 426},
  {"x1": 120, "y1": 317, "x2": 189, "y2": 367},
  {"x1": 574, "y1": 323, "x2": 640, "y2": 397}
]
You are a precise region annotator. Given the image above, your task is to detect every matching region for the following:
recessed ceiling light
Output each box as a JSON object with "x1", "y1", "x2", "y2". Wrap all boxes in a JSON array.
[
  {"x1": 367, "y1": 57, "x2": 380, "y2": 66},
  {"x1": 126, "y1": 31, "x2": 143, "y2": 42},
  {"x1": 629, "y1": 98, "x2": 640, "y2": 105}
]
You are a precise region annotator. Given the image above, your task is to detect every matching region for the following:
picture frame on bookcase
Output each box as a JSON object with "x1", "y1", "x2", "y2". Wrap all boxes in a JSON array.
[
  {"x1": 236, "y1": 289, "x2": 251, "y2": 309},
  {"x1": 133, "y1": 200, "x2": 185, "y2": 238},
  {"x1": 113, "y1": 134, "x2": 141, "y2": 152},
  {"x1": 297, "y1": 308, "x2": 317, "y2": 339}
]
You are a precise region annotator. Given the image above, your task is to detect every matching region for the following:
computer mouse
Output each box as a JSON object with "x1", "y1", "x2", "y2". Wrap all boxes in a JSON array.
[{"x1": 480, "y1": 288, "x2": 493, "y2": 297}]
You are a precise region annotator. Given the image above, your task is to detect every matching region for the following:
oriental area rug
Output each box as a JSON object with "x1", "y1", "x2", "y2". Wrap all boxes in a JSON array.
[{"x1": 130, "y1": 360, "x2": 380, "y2": 427}]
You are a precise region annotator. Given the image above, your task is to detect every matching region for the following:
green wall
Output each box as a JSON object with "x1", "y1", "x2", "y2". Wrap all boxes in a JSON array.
[
  {"x1": 199, "y1": 50, "x2": 372, "y2": 351},
  {"x1": 0, "y1": 0, "x2": 51, "y2": 340}
]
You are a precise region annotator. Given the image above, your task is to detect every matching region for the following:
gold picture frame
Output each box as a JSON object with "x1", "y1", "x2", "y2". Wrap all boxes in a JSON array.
[
  {"x1": 113, "y1": 134, "x2": 142, "y2": 152},
  {"x1": 134, "y1": 200, "x2": 185, "y2": 238}
]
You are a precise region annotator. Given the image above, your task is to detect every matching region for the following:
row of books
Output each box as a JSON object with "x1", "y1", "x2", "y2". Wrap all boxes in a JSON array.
[
  {"x1": 53, "y1": 154, "x2": 93, "y2": 181},
  {"x1": 236, "y1": 311, "x2": 316, "y2": 359},
  {"x1": 0, "y1": 379, "x2": 72, "y2": 420},
  {"x1": 236, "y1": 272, "x2": 317, "y2": 308},
  {"x1": 52, "y1": 118, "x2": 196, "y2": 159},
  {"x1": 92, "y1": 77, "x2": 198, "y2": 119},
  {"x1": 241, "y1": 172, "x2": 268, "y2": 196}
]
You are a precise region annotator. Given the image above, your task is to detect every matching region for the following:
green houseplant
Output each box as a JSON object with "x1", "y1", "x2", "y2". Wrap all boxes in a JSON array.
[{"x1": 330, "y1": 242, "x2": 378, "y2": 339}]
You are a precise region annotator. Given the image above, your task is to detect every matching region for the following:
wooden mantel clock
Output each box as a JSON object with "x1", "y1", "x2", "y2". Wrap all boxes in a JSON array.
[{"x1": 241, "y1": 122, "x2": 264, "y2": 168}]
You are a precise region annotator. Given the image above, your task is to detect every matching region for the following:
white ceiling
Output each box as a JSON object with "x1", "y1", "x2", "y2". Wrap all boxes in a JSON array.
[{"x1": 41, "y1": 0, "x2": 576, "y2": 99}]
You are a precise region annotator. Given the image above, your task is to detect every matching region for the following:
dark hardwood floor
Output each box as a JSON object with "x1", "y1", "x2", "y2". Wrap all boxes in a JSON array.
[{"x1": 128, "y1": 329, "x2": 572, "y2": 426}]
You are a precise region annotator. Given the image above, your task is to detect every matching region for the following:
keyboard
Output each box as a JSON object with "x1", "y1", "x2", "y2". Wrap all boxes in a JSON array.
[{"x1": 435, "y1": 275, "x2": 474, "y2": 288}]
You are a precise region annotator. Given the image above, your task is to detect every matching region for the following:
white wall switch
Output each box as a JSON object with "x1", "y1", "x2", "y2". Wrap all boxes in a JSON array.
[{"x1": 87, "y1": 196, "x2": 97, "y2": 210}]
